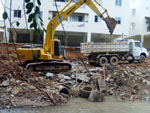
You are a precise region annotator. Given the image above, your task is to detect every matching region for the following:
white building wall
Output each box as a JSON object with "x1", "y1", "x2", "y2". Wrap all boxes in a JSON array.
[
  {"x1": 129, "y1": 0, "x2": 150, "y2": 35},
  {"x1": 3, "y1": 0, "x2": 139, "y2": 43}
]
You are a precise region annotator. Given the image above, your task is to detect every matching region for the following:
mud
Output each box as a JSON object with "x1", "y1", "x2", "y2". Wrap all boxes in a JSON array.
[{"x1": 1, "y1": 97, "x2": 150, "y2": 113}]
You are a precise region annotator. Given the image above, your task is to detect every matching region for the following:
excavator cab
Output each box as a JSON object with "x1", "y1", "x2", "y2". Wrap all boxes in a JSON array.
[{"x1": 53, "y1": 40, "x2": 62, "y2": 58}]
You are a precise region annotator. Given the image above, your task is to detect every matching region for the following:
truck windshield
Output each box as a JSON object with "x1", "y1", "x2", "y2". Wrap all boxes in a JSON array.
[{"x1": 135, "y1": 42, "x2": 141, "y2": 47}]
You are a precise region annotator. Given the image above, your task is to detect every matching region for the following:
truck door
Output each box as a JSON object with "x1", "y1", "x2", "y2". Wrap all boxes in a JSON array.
[
  {"x1": 129, "y1": 42, "x2": 133, "y2": 55},
  {"x1": 133, "y1": 42, "x2": 142, "y2": 59}
]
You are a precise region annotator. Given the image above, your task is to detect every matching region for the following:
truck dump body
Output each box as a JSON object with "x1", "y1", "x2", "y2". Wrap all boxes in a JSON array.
[{"x1": 80, "y1": 42, "x2": 129, "y2": 56}]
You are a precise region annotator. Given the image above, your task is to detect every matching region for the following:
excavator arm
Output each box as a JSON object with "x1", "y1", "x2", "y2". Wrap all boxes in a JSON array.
[{"x1": 44, "y1": 0, "x2": 117, "y2": 53}]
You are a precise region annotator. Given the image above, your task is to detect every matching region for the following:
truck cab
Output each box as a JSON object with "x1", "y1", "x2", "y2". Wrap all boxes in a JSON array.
[{"x1": 128, "y1": 39, "x2": 149, "y2": 62}]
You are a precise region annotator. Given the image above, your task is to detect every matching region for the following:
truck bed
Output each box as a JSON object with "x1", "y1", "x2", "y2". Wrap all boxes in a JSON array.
[{"x1": 80, "y1": 42, "x2": 129, "y2": 56}]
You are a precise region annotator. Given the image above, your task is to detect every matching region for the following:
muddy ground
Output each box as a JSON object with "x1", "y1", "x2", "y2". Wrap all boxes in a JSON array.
[{"x1": 0, "y1": 43, "x2": 150, "y2": 109}]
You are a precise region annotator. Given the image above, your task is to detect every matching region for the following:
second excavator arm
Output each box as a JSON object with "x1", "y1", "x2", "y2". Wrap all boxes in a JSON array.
[{"x1": 44, "y1": 0, "x2": 117, "y2": 54}]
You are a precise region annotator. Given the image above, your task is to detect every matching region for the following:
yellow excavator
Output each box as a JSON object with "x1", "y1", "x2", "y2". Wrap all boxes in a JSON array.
[{"x1": 17, "y1": 0, "x2": 117, "y2": 73}]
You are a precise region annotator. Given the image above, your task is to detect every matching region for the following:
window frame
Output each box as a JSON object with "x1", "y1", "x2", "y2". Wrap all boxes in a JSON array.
[
  {"x1": 115, "y1": 0, "x2": 122, "y2": 6},
  {"x1": 115, "y1": 17, "x2": 121, "y2": 24},
  {"x1": 14, "y1": 10, "x2": 21, "y2": 18}
]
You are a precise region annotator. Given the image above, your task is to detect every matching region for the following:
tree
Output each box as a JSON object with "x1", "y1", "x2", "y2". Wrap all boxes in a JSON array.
[{"x1": 2, "y1": 0, "x2": 45, "y2": 34}]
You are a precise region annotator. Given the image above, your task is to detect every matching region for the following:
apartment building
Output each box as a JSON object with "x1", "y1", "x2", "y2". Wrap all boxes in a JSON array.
[{"x1": 2, "y1": 0, "x2": 150, "y2": 48}]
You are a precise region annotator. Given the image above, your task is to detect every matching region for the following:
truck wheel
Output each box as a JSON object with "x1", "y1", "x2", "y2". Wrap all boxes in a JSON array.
[
  {"x1": 110, "y1": 56, "x2": 118, "y2": 66},
  {"x1": 139, "y1": 55, "x2": 146, "y2": 63},
  {"x1": 99, "y1": 57, "x2": 108, "y2": 66},
  {"x1": 128, "y1": 56, "x2": 134, "y2": 63}
]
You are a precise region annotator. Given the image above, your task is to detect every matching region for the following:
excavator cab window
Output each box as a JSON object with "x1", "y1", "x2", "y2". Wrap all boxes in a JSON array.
[{"x1": 54, "y1": 41, "x2": 62, "y2": 56}]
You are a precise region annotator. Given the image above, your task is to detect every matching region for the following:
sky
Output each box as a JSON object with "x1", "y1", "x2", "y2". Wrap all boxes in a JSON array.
[{"x1": 0, "y1": 1, "x2": 4, "y2": 20}]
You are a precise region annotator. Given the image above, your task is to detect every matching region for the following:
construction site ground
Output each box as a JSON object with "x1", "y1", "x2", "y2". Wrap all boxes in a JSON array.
[{"x1": 0, "y1": 43, "x2": 150, "y2": 112}]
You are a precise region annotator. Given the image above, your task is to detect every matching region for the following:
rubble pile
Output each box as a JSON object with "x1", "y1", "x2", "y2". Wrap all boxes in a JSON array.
[{"x1": 0, "y1": 43, "x2": 150, "y2": 108}]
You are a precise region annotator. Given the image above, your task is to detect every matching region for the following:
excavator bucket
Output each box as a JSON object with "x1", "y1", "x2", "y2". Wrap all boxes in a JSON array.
[{"x1": 104, "y1": 17, "x2": 117, "y2": 35}]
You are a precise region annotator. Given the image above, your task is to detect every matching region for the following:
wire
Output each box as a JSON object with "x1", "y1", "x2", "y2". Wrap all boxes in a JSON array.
[
  {"x1": 54, "y1": 0, "x2": 91, "y2": 76},
  {"x1": 54, "y1": 0, "x2": 68, "y2": 46}
]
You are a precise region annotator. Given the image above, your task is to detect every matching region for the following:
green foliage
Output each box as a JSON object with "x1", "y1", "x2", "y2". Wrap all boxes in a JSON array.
[
  {"x1": 3, "y1": 12, "x2": 8, "y2": 20},
  {"x1": 16, "y1": 21, "x2": 20, "y2": 27},
  {"x1": 37, "y1": 0, "x2": 41, "y2": 6},
  {"x1": 25, "y1": 0, "x2": 30, "y2": 3},
  {"x1": 26, "y1": 2, "x2": 33, "y2": 14},
  {"x1": 25, "y1": 0, "x2": 45, "y2": 35}
]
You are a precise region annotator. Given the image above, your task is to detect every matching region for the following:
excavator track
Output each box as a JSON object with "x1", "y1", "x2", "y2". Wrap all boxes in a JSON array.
[{"x1": 26, "y1": 61, "x2": 72, "y2": 73}]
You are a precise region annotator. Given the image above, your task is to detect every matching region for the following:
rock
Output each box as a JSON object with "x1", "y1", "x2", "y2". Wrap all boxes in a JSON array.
[
  {"x1": 46, "y1": 73, "x2": 54, "y2": 78},
  {"x1": 125, "y1": 66, "x2": 131, "y2": 73},
  {"x1": 77, "y1": 74, "x2": 90, "y2": 83},
  {"x1": 108, "y1": 89, "x2": 114, "y2": 95},
  {"x1": 97, "y1": 76, "x2": 106, "y2": 93},
  {"x1": 11, "y1": 87, "x2": 20, "y2": 95},
  {"x1": 0, "y1": 80, "x2": 10, "y2": 87},
  {"x1": 1, "y1": 93, "x2": 7, "y2": 98},
  {"x1": 16, "y1": 80, "x2": 21, "y2": 83},
  {"x1": 106, "y1": 74, "x2": 112, "y2": 82},
  {"x1": 71, "y1": 74, "x2": 75, "y2": 79},
  {"x1": 88, "y1": 90, "x2": 104, "y2": 102},
  {"x1": 29, "y1": 85, "x2": 36, "y2": 90},
  {"x1": 133, "y1": 84, "x2": 139, "y2": 91},
  {"x1": 59, "y1": 79, "x2": 66, "y2": 83},
  {"x1": 106, "y1": 65, "x2": 114, "y2": 71},
  {"x1": 64, "y1": 76, "x2": 72, "y2": 81},
  {"x1": 144, "y1": 90, "x2": 150, "y2": 95},
  {"x1": 6, "y1": 87, "x2": 12, "y2": 92},
  {"x1": 58, "y1": 74, "x2": 64, "y2": 79}
]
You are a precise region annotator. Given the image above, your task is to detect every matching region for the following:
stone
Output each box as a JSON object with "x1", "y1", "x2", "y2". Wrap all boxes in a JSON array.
[
  {"x1": 88, "y1": 90, "x2": 104, "y2": 102},
  {"x1": 97, "y1": 76, "x2": 106, "y2": 93},
  {"x1": 29, "y1": 85, "x2": 36, "y2": 90},
  {"x1": 60, "y1": 79, "x2": 66, "y2": 83},
  {"x1": 6, "y1": 87, "x2": 12, "y2": 92},
  {"x1": 63, "y1": 76, "x2": 72, "y2": 81},
  {"x1": 16, "y1": 80, "x2": 21, "y2": 83},
  {"x1": 11, "y1": 87, "x2": 20, "y2": 95},
  {"x1": 0, "y1": 80, "x2": 10, "y2": 87},
  {"x1": 144, "y1": 90, "x2": 150, "y2": 95},
  {"x1": 125, "y1": 66, "x2": 131, "y2": 73},
  {"x1": 77, "y1": 74, "x2": 90, "y2": 83},
  {"x1": 46, "y1": 73, "x2": 54, "y2": 78},
  {"x1": 58, "y1": 74, "x2": 64, "y2": 79}
]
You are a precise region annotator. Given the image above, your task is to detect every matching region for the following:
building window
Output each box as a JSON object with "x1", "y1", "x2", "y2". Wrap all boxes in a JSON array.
[
  {"x1": 132, "y1": 9, "x2": 136, "y2": 16},
  {"x1": 95, "y1": 16, "x2": 98, "y2": 22},
  {"x1": 14, "y1": 10, "x2": 21, "y2": 18},
  {"x1": 131, "y1": 22, "x2": 135, "y2": 30},
  {"x1": 115, "y1": 17, "x2": 121, "y2": 24},
  {"x1": 94, "y1": 15, "x2": 101, "y2": 22},
  {"x1": 115, "y1": 0, "x2": 122, "y2": 6},
  {"x1": 70, "y1": 14, "x2": 84, "y2": 22},
  {"x1": 52, "y1": 12, "x2": 68, "y2": 21}
]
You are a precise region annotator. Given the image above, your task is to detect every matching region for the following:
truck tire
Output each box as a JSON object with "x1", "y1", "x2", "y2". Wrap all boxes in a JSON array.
[
  {"x1": 110, "y1": 56, "x2": 118, "y2": 66},
  {"x1": 128, "y1": 55, "x2": 134, "y2": 63},
  {"x1": 139, "y1": 55, "x2": 146, "y2": 63},
  {"x1": 99, "y1": 57, "x2": 108, "y2": 66}
]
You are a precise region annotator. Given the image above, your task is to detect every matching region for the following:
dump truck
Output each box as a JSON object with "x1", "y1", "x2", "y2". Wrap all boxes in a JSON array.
[{"x1": 80, "y1": 39, "x2": 149, "y2": 66}]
